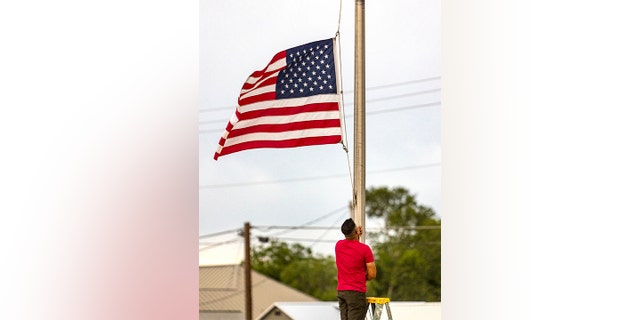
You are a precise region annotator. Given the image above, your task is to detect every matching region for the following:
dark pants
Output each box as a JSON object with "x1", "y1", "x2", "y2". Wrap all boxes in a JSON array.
[{"x1": 337, "y1": 290, "x2": 367, "y2": 320}]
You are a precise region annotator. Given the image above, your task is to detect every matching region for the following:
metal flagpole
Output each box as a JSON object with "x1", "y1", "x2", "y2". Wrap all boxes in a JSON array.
[{"x1": 353, "y1": 0, "x2": 366, "y2": 243}]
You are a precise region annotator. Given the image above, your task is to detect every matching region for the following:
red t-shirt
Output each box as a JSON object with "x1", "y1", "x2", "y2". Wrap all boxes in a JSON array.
[{"x1": 335, "y1": 239, "x2": 374, "y2": 292}]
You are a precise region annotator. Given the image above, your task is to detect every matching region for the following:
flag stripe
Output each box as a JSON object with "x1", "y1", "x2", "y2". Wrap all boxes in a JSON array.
[
  {"x1": 239, "y1": 75, "x2": 279, "y2": 98},
  {"x1": 238, "y1": 91, "x2": 277, "y2": 106},
  {"x1": 240, "y1": 102, "x2": 339, "y2": 121},
  {"x1": 239, "y1": 94, "x2": 339, "y2": 113},
  {"x1": 228, "y1": 118, "x2": 342, "y2": 138},
  {"x1": 224, "y1": 127, "x2": 342, "y2": 148},
  {"x1": 215, "y1": 135, "x2": 341, "y2": 159},
  {"x1": 234, "y1": 110, "x2": 340, "y2": 130}
]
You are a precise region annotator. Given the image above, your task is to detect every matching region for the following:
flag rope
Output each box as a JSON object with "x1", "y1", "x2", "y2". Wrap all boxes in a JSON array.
[
  {"x1": 335, "y1": 0, "x2": 356, "y2": 206},
  {"x1": 335, "y1": 31, "x2": 355, "y2": 204}
]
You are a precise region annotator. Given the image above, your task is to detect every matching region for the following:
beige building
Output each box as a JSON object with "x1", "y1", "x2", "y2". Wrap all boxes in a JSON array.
[
  {"x1": 200, "y1": 264, "x2": 440, "y2": 320},
  {"x1": 199, "y1": 264, "x2": 317, "y2": 320}
]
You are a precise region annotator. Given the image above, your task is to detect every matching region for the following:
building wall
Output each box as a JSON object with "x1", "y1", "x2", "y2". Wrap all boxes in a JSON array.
[{"x1": 260, "y1": 307, "x2": 293, "y2": 320}]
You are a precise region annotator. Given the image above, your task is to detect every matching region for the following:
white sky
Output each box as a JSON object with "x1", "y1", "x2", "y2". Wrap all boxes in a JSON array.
[{"x1": 199, "y1": 0, "x2": 441, "y2": 265}]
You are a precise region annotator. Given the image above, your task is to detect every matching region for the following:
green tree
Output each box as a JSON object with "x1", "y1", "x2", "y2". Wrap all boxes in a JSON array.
[
  {"x1": 250, "y1": 240, "x2": 311, "y2": 281},
  {"x1": 366, "y1": 186, "x2": 441, "y2": 301},
  {"x1": 280, "y1": 256, "x2": 337, "y2": 301},
  {"x1": 251, "y1": 240, "x2": 337, "y2": 301}
]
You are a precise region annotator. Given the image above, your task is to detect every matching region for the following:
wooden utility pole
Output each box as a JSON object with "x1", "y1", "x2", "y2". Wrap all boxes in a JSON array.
[
  {"x1": 244, "y1": 222, "x2": 252, "y2": 320},
  {"x1": 354, "y1": 0, "x2": 366, "y2": 243}
]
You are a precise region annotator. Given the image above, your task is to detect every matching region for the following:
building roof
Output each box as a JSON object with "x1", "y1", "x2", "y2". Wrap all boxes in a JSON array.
[
  {"x1": 389, "y1": 301, "x2": 441, "y2": 320},
  {"x1": 256, "y1": 301, "x2": 340, "y2": 320},
  {"x1": 256, "y1": 301, "x2": 441, "y2": 320},
  {"x1": 199, "y1": 264, "x2": 318, "y2": 318}
]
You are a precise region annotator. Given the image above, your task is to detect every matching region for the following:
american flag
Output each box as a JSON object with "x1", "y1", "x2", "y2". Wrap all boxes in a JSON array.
[{"x1": 214, "y1": 38, "x2": 343, "y2": 160}]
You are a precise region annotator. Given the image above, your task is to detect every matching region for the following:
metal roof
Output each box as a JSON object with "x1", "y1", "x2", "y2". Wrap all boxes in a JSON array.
[
  {"x1": 388, "y1": 302, "x2": 441, "y2": 320},
  {"x1": 257, "y1": 302, "x2": 340, "y2": 320},
  {"x1": 256, "y1": 301, "x2": 441, "y2": 320},
  {"x1": 199, "y1": 264, "x2": 318, "y2": 318}
]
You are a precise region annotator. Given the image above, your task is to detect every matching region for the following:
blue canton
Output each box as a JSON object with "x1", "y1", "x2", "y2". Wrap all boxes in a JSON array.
[{"x1": 276, "y1": 39, "x2": 337, "y2": 99}]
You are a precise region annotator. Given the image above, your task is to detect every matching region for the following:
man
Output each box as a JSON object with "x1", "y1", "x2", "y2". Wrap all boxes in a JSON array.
[{"x1": 335, "y1": 218, "x2": 376, "y2": 320}]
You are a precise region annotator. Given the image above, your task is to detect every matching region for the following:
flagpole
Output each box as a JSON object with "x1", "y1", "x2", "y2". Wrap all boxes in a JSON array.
[{"x1": 353, "y1": 0, "x2": 366, "y2": 243}]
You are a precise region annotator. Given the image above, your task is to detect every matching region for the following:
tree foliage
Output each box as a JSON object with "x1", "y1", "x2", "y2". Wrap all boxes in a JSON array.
[
  {"x1": 249, "y1": 186, "x2": 440, "y2": 302},
  {"x1": 366, "y1": 186, "x2": 441, "y2": 301},
  {"x1": 251, "y1": 240, "x2": 337, "y2": 301},
  {"x1": 250, "y1": 241, "x2": 312, "y2": 281},
  {"x1": 280, "y1": 256, "x2": 337, "y2": 301}
]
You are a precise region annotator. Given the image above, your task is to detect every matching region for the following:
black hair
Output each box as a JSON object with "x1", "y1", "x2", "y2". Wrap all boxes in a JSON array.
[{"x1": 341, "y1": 218, "x2": 356, "y2": 236}]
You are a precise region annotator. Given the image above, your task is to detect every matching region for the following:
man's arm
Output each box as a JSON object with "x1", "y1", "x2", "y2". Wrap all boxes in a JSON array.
[{"x1": 366, "y1": 262, "x2": 376, "y2": 280}]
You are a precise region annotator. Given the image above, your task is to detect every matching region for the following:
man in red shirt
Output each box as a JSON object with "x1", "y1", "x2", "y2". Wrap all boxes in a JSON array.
[{"x1": 335, "y1": 218, "x2": 376, "y2": 320}]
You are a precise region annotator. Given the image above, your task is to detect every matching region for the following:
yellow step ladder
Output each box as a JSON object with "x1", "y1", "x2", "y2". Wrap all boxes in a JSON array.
[{"x1": 366, "y1": 297, "x2": 393, "y2": 320}]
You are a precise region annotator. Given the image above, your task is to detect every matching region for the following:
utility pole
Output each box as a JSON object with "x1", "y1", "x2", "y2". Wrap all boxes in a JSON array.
[
  {"x1": 243, "y1": 222, "x2": 252, "y2": 320},
  {"x1": 354, "y1": 0, "x2": 366, "y2": 243}
]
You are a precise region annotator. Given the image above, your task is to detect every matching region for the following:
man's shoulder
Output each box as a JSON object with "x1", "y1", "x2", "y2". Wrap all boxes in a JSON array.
[
  {"x1": 336, "y1": 239, "x2": 371, "y2": 247},
  {"x1": 341, "y1": 239, "x2": 372, "y2": 250}
]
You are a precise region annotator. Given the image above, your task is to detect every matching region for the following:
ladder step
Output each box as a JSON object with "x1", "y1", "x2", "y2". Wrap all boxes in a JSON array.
[
  {"x1": 366, "y1": 297, "x2": 390, "y2": 304},
  {"x1": 366, "y1": 297, "x2": 392, "y2": 320}
]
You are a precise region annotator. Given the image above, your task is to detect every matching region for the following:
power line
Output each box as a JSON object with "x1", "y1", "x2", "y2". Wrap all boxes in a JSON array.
[
  {"x1": 251, "y1": 225, "x2": 441, "y2": 247},
  {"x1": 268, "y1": 237, "x2": 338, "y2": 243},
  {"x1": 256, "y1": 205, "x2": 349, "y2": 238},
  {"x1": 198, "y1": 98, "x2": 440, "y2": 127},
  {"x1": 344, "y1": 102, "x2": 440, "y2": 118},
  {"x1": 199, "y1": 228, "x2": 242, "y2": 240},
  {"x1": 309, "y1": 213, "x2": 346, "y2": 248},
  {"x1": 254, "y1": 225, "x2": 342, "y2": 231},
  {"x1": 199, "y1": 163, "x2": 440, "y2": 189},
  {"x1": 266, "y1": 237, "x2": 441, "y2": 245},
  {"x1": 199, "y1": 238, "x2": 242, "y2": 252},
  {"x1": 363, "y1": 162, "x2": 441, "y2": 174},
  {"x1": 199, "y1": 206, "x2": 348, "y2": 245},
  {"x1": 198, "y1": 77, "x2": 441, "y2": 113},
  {"x1": 198, "y1": 100, "x2": 440, "y2": 133},
  {"x1": 343, "y1": 77, "x2": 441, "y2": 93},
  {"x1": 252, "y1": 225, "x2": 441, "y2": 231},
  {"x1": 198, "y1": 225, "x2": 441, "y2": 250},
  {"x1": 199, "y1": 88, "x2": 439, "y2": 120},
  {"x1": 200, "y1": 172, "x2": 346, "y2": 188},
  {"x1": 343, "y1": 89, "x2": 440, "y2": 106}
]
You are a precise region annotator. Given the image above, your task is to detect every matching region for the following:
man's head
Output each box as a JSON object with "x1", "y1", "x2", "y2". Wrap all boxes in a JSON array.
[{"x1": 341, "y1": 218, "x2": 356, "y2": 237}]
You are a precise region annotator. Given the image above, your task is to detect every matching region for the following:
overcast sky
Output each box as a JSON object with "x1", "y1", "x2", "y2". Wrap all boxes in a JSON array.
[{"x1": 199, "y1": 0, "x2": 441, "y2": 265}]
